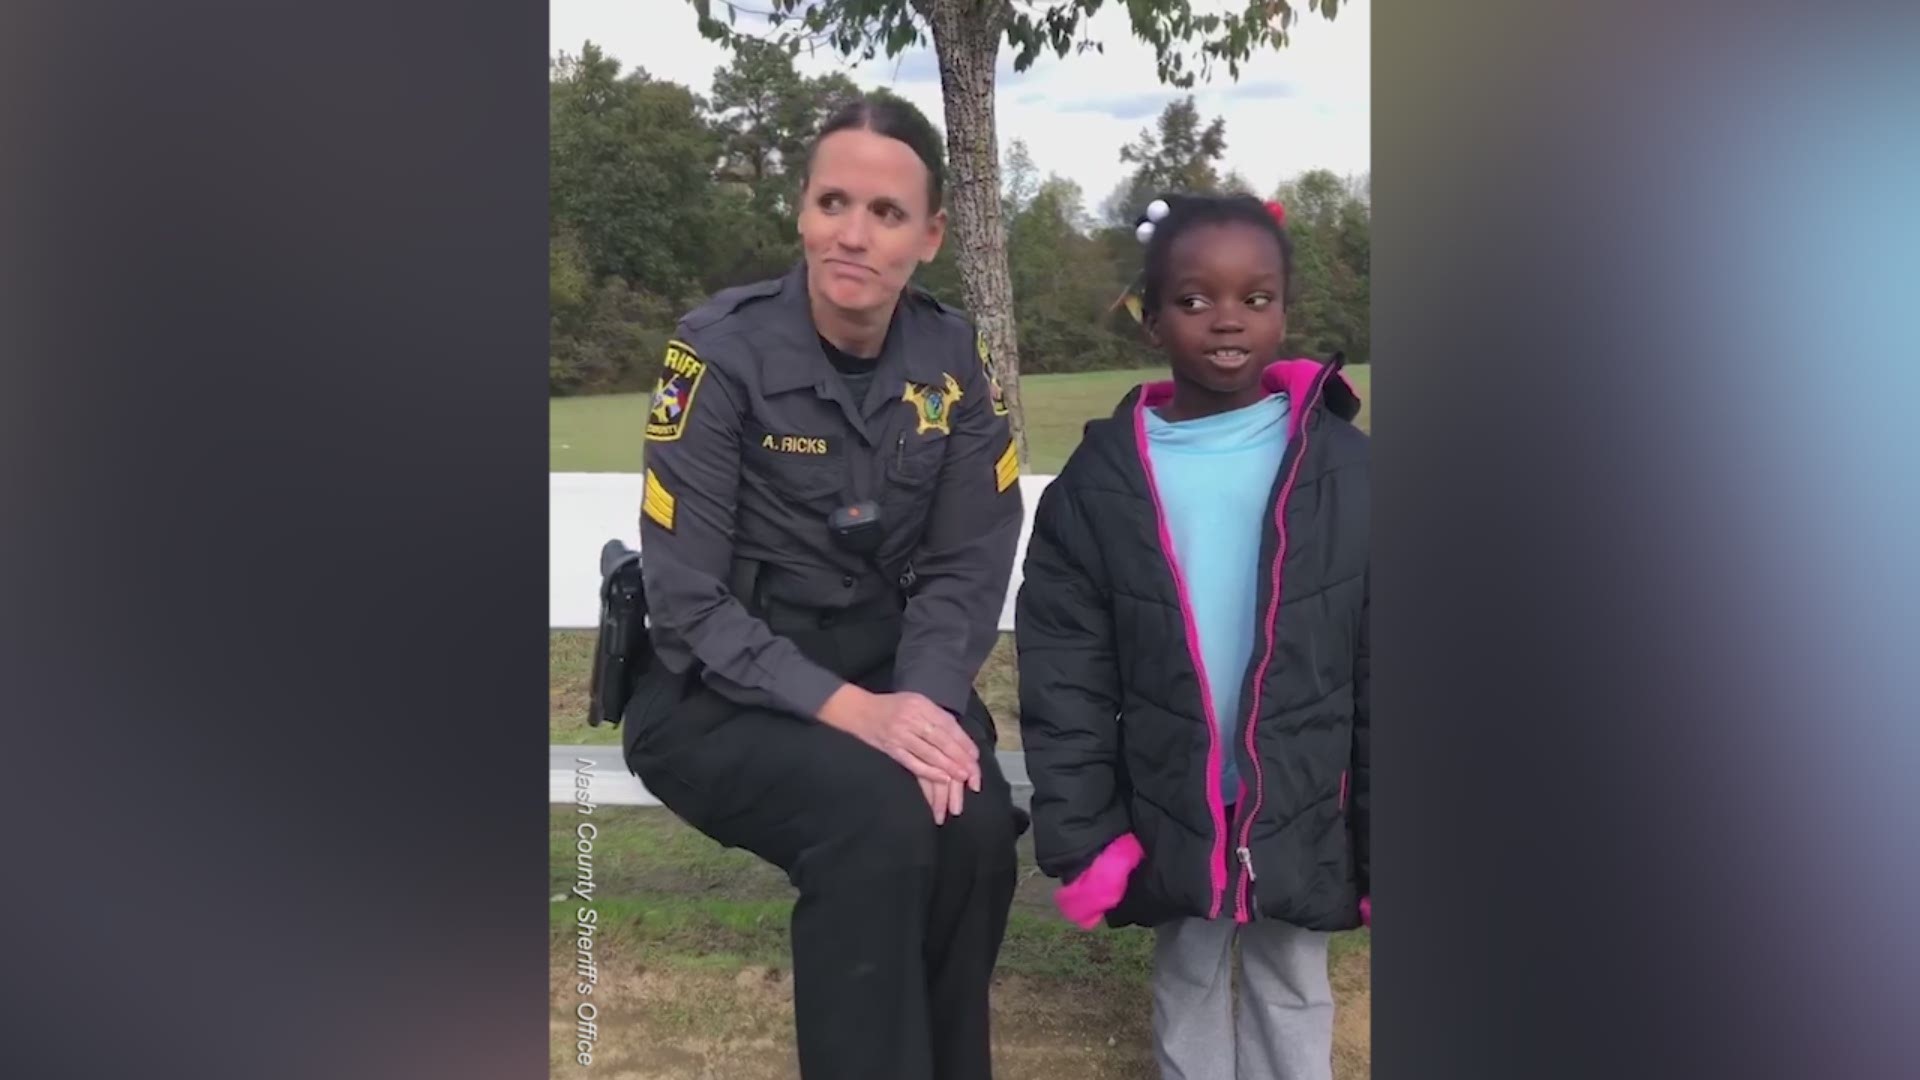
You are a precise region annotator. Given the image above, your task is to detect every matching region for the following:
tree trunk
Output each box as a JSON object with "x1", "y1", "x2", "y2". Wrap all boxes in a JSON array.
[{"x1": 924, "y1": 0, "x2": 1029, "y2": 469}]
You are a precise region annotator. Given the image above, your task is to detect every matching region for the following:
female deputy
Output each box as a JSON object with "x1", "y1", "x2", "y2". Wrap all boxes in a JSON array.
[{"x1": 624, "y1": 94, "x2": 1024, "y2": 1080}]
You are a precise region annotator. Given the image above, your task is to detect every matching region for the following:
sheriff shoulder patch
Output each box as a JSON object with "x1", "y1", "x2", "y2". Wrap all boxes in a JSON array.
[
  {"x1": 978, "y1": 331, "x2": 1009, "y2": 416},
  {"x1": 641, "y1": 469, "x2": 676, "y2": 532},
  {"x1": 646, "y1": 339, "x2": 706, "y2": 442},
  {"x1": 901, "y1": 372, "x2": 964, "y2": 436},
  {"x1": 994, "y1": 438, "x2": 1019, "y2": 493}
]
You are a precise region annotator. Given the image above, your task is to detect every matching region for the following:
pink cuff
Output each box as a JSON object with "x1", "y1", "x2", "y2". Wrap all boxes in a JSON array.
[
  {"x1": 1359, "y1": 895, "x2": 1371, "y2": 927},
  {"x1": 1054, "y1": 833, "x2": 1145, "y2": 930}
]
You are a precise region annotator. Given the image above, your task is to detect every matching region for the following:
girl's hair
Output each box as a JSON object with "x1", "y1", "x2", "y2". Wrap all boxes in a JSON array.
[
  {"x1": 1139, "y1": 193, "x2": 1295, "y2": 314},
  {"x1": 802, "y1": 94, "x2": 947, "y2": 213}
]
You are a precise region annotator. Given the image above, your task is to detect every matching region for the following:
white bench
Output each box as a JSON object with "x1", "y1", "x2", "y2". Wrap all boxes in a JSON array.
[{"x1": 548, "y1": 472, "x2": 1055, "y2": 632}]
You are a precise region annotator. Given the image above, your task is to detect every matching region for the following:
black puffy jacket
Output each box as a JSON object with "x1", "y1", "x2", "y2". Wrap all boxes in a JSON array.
[{"x1": 1016, "y1": 359, "x2": 1369, "y2": 931}]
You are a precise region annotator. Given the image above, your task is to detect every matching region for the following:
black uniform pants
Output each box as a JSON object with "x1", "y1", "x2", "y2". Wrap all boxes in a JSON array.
[{"x1": 625, "y1": 606, "x2": 1019, "y2": 1080}]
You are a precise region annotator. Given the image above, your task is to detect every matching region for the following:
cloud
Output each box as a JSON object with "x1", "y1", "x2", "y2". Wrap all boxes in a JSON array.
[
  {"x1": 1054, "y1": 79, "x2": 1301, "y2": 122},
  {"x1": 1221, "y1": 79, "x2": 1304, "y2": 101},
  {"x1": 1058, "y1": 92, "x2": 1177, "y2": 120}
]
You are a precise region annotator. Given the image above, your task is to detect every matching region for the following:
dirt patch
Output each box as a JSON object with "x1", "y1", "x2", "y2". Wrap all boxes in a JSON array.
[
  {"x1": 1331, "y1": 943, "x2": 1373, "y2": 1079},
  {"x1": 976, "y1": 635, "x2": 1021, "y2": 749},
  {"x1": 552, "y1": 948, "x2": 1368, "y2": 1079}
]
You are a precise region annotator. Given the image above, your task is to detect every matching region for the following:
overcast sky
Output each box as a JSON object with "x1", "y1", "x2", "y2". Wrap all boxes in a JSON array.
[{"x1": 551, "y1": 0, "x2": 1370, "y2": 214}]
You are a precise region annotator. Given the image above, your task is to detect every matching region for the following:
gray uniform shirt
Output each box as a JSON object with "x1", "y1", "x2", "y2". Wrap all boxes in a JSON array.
[{"x1": 637, "y1": 261, "x2": 1023, "y2": 721}]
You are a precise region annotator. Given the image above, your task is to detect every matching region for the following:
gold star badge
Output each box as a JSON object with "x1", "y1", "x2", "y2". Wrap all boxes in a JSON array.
[{"x1": 901, "y1": 373, "x2": 964, "y2": 436}]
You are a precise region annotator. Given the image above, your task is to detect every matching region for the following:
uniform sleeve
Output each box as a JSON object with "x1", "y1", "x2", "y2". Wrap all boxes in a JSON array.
[
  {"x1": 890, "y1": 331, "x2": 1023, "y2": 720},
  {"x1": 1350, "y1": 561, "x2": 1371, "y2": 898},
  {"x1": 1014, "y1": 476, "x2": 1130, "y2": 882},
  {"x1": 638, "y1": 334, "x2": 846, "y2": 720}
]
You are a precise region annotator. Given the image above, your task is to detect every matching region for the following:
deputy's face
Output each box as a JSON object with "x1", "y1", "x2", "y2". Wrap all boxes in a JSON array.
[{"x1": 798, "y1": 128, "x2": 946, "y2": 317}]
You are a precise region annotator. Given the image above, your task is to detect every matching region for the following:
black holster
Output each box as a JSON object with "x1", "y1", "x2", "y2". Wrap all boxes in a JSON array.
[{"x1": 587, "y1": 538, "x2": 650, "y2": 728}]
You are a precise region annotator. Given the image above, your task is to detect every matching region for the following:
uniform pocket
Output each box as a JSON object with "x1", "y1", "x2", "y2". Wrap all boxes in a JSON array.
[
  {"x1": 876, "y1": 433, "x2": 944, "y2": 550},
  {"x1": 886, "y1": 431, "x2": 946, "y2": 488}
]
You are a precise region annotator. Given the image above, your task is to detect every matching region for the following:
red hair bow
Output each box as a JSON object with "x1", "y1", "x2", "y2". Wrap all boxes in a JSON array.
[{"x1": 1264, "y1": 199, "x2": 1287, "y2": 227}]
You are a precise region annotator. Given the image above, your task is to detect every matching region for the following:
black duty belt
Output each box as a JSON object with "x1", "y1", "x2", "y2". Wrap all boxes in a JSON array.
[{"x1": 756, "y1": 590, "x2": 906, "y2": 633}]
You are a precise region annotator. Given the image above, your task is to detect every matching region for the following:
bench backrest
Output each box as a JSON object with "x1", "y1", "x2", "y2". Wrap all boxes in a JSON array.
[{"x1": 549, "y1": 472, "x2": 1056, "y2": 633}]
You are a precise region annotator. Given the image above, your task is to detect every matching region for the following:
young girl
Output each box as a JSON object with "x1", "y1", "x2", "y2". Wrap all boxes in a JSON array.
[{"x1": 1016, "y1": 193, "x2": 1369, "y2": 1080}]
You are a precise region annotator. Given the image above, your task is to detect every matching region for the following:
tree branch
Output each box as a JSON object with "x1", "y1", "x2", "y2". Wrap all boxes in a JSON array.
[
  {"x1": 983, "y1": 0, "x2": 1017, "y2": 38},
  {"x1": 705, "y1": 1, "x2": 876, "y2": 55}
]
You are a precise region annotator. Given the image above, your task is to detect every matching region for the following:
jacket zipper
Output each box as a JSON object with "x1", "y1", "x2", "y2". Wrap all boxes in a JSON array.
[
  {"x1": 1133, "y1": 398, "x2": 1231, "y2": 919},
  {"x1": 1231, "y1": 366, "x2": 1335, "y2": 922}
]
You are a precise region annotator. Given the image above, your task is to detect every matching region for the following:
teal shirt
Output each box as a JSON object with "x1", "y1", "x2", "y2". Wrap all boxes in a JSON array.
[{"x1": 1143, "y1": 393, "x2": 1290, "y2": 802}]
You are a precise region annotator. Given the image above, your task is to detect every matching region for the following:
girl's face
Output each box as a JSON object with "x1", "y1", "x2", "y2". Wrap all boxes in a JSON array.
[{"x1": 1147, "y1": 222, "x2": 1288, "y2": 409}]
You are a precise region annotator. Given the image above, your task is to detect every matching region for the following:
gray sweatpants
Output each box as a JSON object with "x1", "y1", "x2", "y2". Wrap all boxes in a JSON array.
[{"x1": 1151, "y1": 915, "x2": 1335, "y2": 1080}]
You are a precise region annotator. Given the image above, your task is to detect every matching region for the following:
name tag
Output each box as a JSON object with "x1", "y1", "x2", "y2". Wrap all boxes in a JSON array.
[{"x1": 759, "y1": 433, "x2": 832, "y2": 456}]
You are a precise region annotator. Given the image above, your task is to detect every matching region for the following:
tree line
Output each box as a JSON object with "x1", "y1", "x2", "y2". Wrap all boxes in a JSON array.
[{"x1": 550, "y1": 41, "x2": 1370, "y2": 398}]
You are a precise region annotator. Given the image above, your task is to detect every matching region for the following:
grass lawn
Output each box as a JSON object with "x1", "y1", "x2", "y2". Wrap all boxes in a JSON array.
[
  {"x1": 552, "y1": 363, "x2": 1370, "y2": 475},
  {"x1": 551, "y1": 806, "x2": 1370, "y2": 1078}
]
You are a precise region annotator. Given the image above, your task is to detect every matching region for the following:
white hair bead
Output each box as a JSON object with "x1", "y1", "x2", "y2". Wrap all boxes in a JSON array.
[
  {"x1": 1134, "y1": 221, "x2": 1155, "y2": 244},
  {"x1": 1145, "y1": 198, "x2": 1170, "y2": 222}
]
